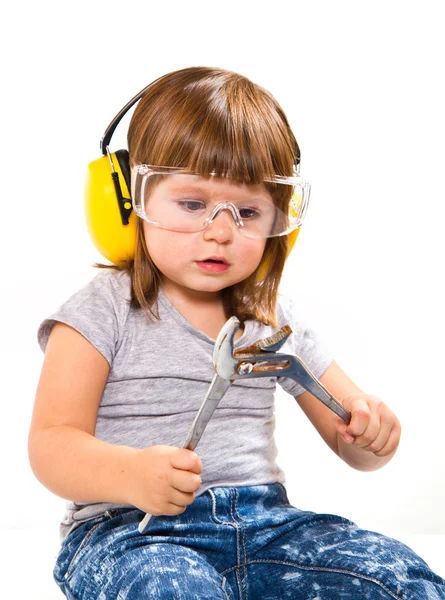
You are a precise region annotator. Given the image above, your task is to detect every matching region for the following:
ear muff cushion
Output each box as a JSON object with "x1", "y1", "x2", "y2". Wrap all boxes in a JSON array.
[
  {"x1": 287, "y1": 227, "x2": 300, "y2": 255},
  {"x1": 84, "y1": 153, "x2": 137, "y2": 266}
]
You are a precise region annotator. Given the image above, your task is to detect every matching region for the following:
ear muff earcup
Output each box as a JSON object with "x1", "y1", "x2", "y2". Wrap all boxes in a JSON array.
[{"x1": 84, "y1": 150, "x2": 137, "y2": 266}]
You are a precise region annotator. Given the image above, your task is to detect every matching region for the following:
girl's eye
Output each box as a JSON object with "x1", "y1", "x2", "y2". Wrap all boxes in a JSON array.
[
  {"x1": 176, "y1": 200, "x2": 206, "y2": 212},
  {"x1": 239, "y1": 207, "x2": 261, "y2": 220}
]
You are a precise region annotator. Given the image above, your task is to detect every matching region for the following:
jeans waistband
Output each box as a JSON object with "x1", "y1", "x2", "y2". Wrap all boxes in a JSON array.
[{"x1": 198, "y1": 483, "x2": 288, "y2": 525}]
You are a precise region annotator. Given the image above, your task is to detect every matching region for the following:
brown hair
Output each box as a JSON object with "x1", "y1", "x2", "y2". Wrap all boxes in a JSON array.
[{"x1": 96, "y1": 66, "x2": 300, "y2": 327}]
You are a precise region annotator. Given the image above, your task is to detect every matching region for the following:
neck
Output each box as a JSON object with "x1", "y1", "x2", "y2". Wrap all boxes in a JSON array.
[
  {"x1": 160, "y1": 279, "x2": 224, "y2": 310},
  {"x1": 160, "y1": 279, "x2": 242, "y2": 341}
]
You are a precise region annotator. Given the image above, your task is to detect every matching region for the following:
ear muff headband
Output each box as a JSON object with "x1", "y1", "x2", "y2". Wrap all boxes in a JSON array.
[{"x1": 85, "y1": 81, "x2": 302, "y2": 266}]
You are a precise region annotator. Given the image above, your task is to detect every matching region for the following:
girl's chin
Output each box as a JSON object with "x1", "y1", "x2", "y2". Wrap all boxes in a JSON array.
[
  {"x1": 159, "y1": 264, "x2": 256, "y2": 294},
  {"x1": 160, "y1": 275, "x2": 226, "y2": 293}
]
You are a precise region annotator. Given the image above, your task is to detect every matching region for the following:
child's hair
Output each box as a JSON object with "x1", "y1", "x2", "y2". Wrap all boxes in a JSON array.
[{"x1": 96, "y1": 66, "x2": 300, "y2": 327}]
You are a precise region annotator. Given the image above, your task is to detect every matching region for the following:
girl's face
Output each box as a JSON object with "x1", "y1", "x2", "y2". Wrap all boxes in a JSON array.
[{"x1": 142, "y1": 176, "x2": 268, "y2": 301}]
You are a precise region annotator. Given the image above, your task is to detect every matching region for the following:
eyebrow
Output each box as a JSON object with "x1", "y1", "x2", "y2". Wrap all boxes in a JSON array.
[
  {"x1": 168, "y1": 180, "x2": 272, "y2": 201},
  {"x1": 171, "y1": 182, "x2": 209, "y2": 193}
]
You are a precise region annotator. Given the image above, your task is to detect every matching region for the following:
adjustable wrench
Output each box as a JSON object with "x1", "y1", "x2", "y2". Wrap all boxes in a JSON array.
[{"x1": 138, "y1": 316, "x2": 350, "y2": 533}]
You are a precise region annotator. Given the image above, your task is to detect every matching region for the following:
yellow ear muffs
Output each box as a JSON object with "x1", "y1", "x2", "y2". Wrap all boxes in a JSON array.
[{"x1": 84, "y1": 150, "x2": 137, "y2": 266}]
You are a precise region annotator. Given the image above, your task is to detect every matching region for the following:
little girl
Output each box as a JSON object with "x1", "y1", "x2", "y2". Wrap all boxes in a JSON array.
[{"x1": 29, "y1": 66, "x2": 445, "y2": 599}]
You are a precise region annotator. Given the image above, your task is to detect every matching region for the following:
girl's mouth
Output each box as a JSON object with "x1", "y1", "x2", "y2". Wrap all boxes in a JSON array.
[{"x1": 196, "y1": 257, "x2": 230, "y2": 272}]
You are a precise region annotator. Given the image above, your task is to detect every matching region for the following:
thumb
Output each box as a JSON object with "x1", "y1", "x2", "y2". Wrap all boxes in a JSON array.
[{"x1": 333, "y1": 415, "x2": 355, "y2": 444}]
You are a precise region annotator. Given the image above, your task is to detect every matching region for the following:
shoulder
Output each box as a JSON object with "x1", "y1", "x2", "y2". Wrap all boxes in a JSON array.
[
  {"x1": 58, "y1": 268, "x2": 132, "y2": 314},
  {"x1": 276, "y1": 291, "x2": 333, "y2": 356},
  {"x1": 276, "y1": 292, "x2": 302, "y2": 329},
  {"x1": 275, "y1": 292, "x2": 335, "y2": 396},
  {"x1": 63, "y1": 267, "x2": 133, "y2": 323},
  {"x1": 37, "y1": 268, "x2": 133, "y2": 361},
  {"x1": 87, "y1": 268, "x2": 132, "y2": 302}
]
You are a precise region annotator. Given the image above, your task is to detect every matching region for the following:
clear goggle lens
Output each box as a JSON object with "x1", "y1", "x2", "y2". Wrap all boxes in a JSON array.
[{"x1": 130, "y1": 163, "x2": 310, "y2": 239}]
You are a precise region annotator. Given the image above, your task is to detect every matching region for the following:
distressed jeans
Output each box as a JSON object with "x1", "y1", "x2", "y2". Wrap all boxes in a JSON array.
[{"x1": 54, "y1": 483, "x2": 445, "y2": 599}]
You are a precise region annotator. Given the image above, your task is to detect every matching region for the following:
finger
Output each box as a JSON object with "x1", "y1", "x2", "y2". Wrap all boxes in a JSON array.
[
  {"x1": 164, "y1": 496, "x2": 191, "y2": 515},
  {"x1": 189, "y1": 453, "x2": 203, "y2": 474},
  {"x1": 190, "y1": 460, "x2": 203, "y2": 475},
  {"x1": 374, "y1": 422, "x2": 402, "y2": 457},
  {"x1": 353, "y1": 409, "x2": 381, "y2": 449},
  {"x1": 166, "y1": 504, "x2": 187, "y2": 515},
  {"x1": 171, "y1": 449, "x2": 203, "y2": 474},
  {"x1": 362, "y1": 418, "x2": 393, "y2": 454},
  {"x1": 169, "y1": 488, "x2": 196, "y2": 507},
  {"x1": 171, "y1": 469, "x2": 202, "y2": 493},
  {"x1": 333, "y1": 416, "x2": 356, "y2": 443}
]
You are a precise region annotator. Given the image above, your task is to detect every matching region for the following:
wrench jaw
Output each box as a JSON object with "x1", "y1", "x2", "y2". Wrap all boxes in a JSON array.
[
  {"x1": 234, "y1": 325, "x2": 293, "y2": 357},
  {"x1": 231, "y1": 325, "x2": 295, "y2": 379},
  {"x1": 213, "y1": 316, "x2": 240, "y2": 380},
  {"x1": 212, "y1": 318, "x2": 351, "y2": 424},
  {"x1": 213, "y1": 320, "x2": 295, "y2": 381}
]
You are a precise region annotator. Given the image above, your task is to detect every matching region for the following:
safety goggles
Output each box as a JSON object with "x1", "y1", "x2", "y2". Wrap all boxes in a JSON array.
[{"x1": 130, "y1": 161, "x2": 311, "y2": 239}]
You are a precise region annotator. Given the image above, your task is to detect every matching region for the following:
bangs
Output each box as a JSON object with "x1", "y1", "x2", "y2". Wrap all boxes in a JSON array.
[{"x1": 128, "y1": 68, "x2": 299, "y2": 185}]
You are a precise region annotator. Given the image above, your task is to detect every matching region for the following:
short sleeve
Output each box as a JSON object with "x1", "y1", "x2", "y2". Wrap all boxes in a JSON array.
[
  {"x1": 277, "y1": 295, "x2": 334, "y2": 397},
  {"x1": 37, "y1": 270, "x2": 131, "y2": 368}
]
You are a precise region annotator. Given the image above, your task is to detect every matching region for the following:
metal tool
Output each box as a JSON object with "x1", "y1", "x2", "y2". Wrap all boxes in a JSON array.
[{"x1": 138, "y1": 316, "x2": 350, "y2": 533}]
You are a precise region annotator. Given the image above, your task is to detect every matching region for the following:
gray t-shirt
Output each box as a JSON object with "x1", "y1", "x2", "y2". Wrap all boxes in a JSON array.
[{"x1": 37, "y1": 269, "x2": 333, "y2": 541}]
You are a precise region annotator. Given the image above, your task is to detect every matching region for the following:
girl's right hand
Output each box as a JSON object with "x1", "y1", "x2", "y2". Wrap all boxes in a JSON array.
[{"x1": 127, "y1": 445, "x2": 203, "y2": 516}]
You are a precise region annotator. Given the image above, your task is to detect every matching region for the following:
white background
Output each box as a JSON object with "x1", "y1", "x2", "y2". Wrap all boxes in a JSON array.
[{"x1": 2, "y1": 0, "x2": 444, "y2": 593}]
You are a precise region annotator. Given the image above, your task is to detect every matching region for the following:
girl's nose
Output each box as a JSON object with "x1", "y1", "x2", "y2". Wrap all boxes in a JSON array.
[{"x1": 202, "y1": 208, "x2": 235, "y2": 243}]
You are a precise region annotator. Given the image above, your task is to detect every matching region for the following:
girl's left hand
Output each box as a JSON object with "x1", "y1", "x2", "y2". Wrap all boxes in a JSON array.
[{"x1": 334, "y1": 393, "x2": 401, "y2": 457}]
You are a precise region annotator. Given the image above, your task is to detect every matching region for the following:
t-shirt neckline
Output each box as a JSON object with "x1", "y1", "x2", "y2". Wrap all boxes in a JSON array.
[{"x1": 157, "y1": 286, "x2": 252, "y2": 347}]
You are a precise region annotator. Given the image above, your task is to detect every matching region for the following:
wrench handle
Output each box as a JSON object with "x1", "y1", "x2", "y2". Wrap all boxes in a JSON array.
[
  {"x1": 138, "y1": 375, "x2": 232, "y2": 534},
  {"x1": 138, "y1": 512, "x2": 152, "y2": 533}
]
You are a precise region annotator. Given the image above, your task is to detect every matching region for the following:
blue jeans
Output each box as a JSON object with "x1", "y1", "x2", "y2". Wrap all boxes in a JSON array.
[{"x1": 54, "y1": 483, "x2": 445, "y2": 599}]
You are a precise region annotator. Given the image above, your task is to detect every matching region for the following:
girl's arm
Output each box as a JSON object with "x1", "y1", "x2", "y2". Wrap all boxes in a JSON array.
[
  {"x1": 29, "y1": 322, "x2": 203, "y2": 517},
  {"x1": 294, "y1": 360, "x2": 401, "y2": 472},
  {"x1": 28, "y1": 322, "x2": 139, "y2": 504}
]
